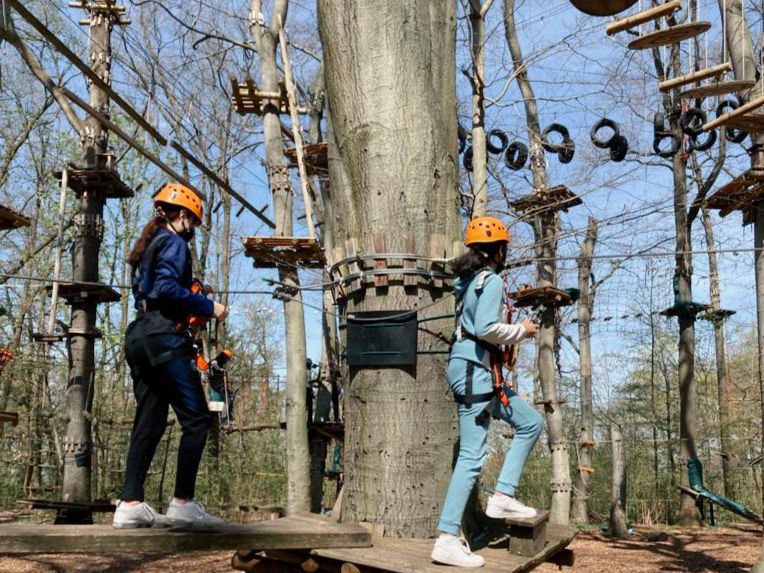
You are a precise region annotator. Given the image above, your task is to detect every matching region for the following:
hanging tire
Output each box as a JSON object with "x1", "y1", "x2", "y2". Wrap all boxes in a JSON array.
[
  {"x1": 653, "y1": 133, "x2": 681, "y2": 158},
  {"x1": 558, "y1": 137, "x2": 575, "y2": 164},
  {"x1": 463, "y1": 146, "x2": 473, "y2": 171},
  {"x1": 590, "y1": 118, "x2": 620, "y2": 149},
  {"x1": 504, "y1": 141, "x2": 528, "y2": 170},
  {"x1": 541, "y1": 123, "x2": 570, "y2": 153},
  {"x1": 680, "y1": 108, "x2": 707, "y2": 137},
  {"x1": 486, "y1": 129, "x2": 509, "y2": 154},
  {"x1": 688, "y1": 129, "x2": 717, "y2": 152},
  {"x1": 609, "y1": 135, "x2": 629, "y2": 162},
  {"x1": 717, "y1": 99, "x2": 748, "y2": 143},
  {"x1": 653, "y1": 112, "x2": 667, "y2": 137}
]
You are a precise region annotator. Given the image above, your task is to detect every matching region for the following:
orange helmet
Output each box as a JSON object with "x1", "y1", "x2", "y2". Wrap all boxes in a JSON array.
[
  {"x1": 465, "y1": 216, "x2": 509, "y2": 246},
  {"x1": 154, "y1": 183, "x2": 203, "y2": 223}
]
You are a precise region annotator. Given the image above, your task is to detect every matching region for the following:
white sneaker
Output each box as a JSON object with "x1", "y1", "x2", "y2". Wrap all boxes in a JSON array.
[
  {"x1": 431, "y1": 534, "x2": 485, "y2": 568},
  {"x1": 485, "y1": 494, "x2": 537, "y2": 519},
  {"x1": 112, "y1": 501, "x2": 172, "y2": 529},
  {"x1": 166, "y1": 498, "x2": 223, "y2": 528}
]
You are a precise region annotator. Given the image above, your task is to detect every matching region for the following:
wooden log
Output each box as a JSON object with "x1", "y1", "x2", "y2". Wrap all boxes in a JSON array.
[
  {"x1": 658, "y1": 61, "x2": 732, "y2": 92},
  {"x1": 0, "y1": 515, "x2": 372, "y2": 554},
  {"x1": 703, "y1": 93, "x2": 764, "y2": 131},
  {"x1": 372, "y1": 232, "x2": 388, "y2": 288},
  {"x1": 606, "y1": 0, "x2": 681, "y2": 35},
  {"x1": 403, "y1": 233, "x2": 417, "y2": 288}
]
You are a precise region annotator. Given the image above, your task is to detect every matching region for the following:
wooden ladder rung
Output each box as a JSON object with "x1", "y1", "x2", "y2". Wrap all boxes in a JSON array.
[
  {"x1": 577, "y1": 466, "x2": 595, "y2": 474},
  {"x1": 659, "y1": 62, "x2": 732, "y2": 92},
  {"x1": 703, "y1": 93, "x2": 764, "y2": 131},
  {"x1": 606, "y1": 0, "x2": 681, "y2": 36}
]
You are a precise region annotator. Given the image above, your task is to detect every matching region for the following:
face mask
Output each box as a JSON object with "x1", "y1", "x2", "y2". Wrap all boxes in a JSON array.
[
  {"x1": 172, "y1": 214, "x2": 196, "y2": 242},
  {"x1": 495, "y1": 246, "x2": 507, "y2": 273}
]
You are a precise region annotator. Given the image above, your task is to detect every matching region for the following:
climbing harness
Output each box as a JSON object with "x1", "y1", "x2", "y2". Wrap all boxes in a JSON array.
[{"x1": 450, "y1": 268, "x2": 517, "y2": 424}]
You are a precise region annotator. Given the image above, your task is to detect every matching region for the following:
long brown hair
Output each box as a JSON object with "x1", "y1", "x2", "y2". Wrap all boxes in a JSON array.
[{"x1": 127, "y1": 205, "x2": 181, "y2": 267}]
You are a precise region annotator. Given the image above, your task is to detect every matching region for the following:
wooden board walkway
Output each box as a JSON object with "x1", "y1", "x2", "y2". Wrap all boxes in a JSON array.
[
  {"x1": 0, "y1": 514, "x2": 371, "y2": 554},
  {"x1": 305, "y1": 524, "x2": 575, "y2": 573}
]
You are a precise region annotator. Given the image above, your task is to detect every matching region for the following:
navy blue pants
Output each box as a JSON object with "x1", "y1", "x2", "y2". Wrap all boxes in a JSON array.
[{"x1": 121, "y1": 322, "x2": 210, "y2": 501}]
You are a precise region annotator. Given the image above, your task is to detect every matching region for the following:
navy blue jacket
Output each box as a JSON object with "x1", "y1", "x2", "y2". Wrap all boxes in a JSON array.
[{"x1": 131, "y1": 228, "x2": 214, "y2": 321}]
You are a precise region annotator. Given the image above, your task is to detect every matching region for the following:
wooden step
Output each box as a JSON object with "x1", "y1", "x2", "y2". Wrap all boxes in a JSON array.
[
  {"x1": 242, "y1": 236, "x2": 326, "y2": 269},
  {"x1": 0, "y1": 411, "x2": 19, "y2": 426},
  {"x1": 703, "y1": 94, "x2": 764, "y2": 131},
  {"x1": 505, "y1": 509, "x2": 549, "y2": 557},
  {"x1": 44, "y1": 282, "x2": 122, "y2": 304},
  {"x1": 659, "y1": 62, "x2": 732, "y2": 92},
  {"x1": 607, "y1": 0, "x2": 681, "y2": 35},
  {"x1": 0, "y1": 513, "x2": 371, "y2": 554},
  {"x1": 628, "y1": 21, "x2": 711, "y2": 50},
  {"x1": 680, "y1": 79, "x2": 756, "y2": 99}
]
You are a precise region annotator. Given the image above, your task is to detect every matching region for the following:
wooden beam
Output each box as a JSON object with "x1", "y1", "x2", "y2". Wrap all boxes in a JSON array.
[
  {"x1": 659, "y1": 61, "x2": 732, "y2": 92},
  {"x1": 0, "y1": 515, "x2": 371, "y2": 554},
  {"x1": 606, "y1": 0, "x2": 681, "y2": 35},
  {"x1": 7, "y1": 0, "x2": 274, "y2": 229},
  {"x1": 703, "y1": 93, "x2": 764, "y2": 131}
]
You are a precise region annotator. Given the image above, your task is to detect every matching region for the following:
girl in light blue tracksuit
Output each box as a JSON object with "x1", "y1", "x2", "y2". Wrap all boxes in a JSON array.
[{"x1": 431, "y1": 216, "x2": 543, "y2": 568}]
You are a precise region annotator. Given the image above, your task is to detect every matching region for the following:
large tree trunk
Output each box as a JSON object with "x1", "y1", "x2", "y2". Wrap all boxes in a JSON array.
[
  {"x1": 701, "y1": 206, "x2": 735, "y2": 499},
  {"x1": 250, "y1": 0, "x2": 311, "y2": 515},
  {"x1": 608, "y1": 423, "x2": 627, "y2": 538},
  {"x1": 317, "y1": 0, "x2": 460, "y2": 538},
  {"x1": 503, "y1": 0, "x2": 570, "y2": 526},
  {"x1": 63, "y1": 5, "x2": 113, "y2": 505},
  {"x1": 571, "y1": 217, "x2": 597, "y2": 524},
  {"x1": 719, "y1": 0, "x2": 764, "y2": 567}
]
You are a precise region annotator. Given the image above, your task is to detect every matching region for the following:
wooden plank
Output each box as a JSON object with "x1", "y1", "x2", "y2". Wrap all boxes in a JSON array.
[
  {"x1": 403, "y1": 233, "x2": 417, "y2": 288},
  {"x1": 372, "y1": 232, "x2": 388, "y2": 288},
  {"x1": 703, "y1": 94, "x2": 764, "y2": 131},
  {"x1": 231, "y1": 76, "x2": 245, "y2": 114},
  {"x1": 0, "y1": 204, "x2": 32, "y2": 229},
  {"x1": 345, "y1": 239, "x2": 362, "y2": 293},
  {"x1": 0, "y1": 411, "x2": 19, "y2": 426},
  {"x1": 606, "y1": 0, "x2": 681, "y2": 35},
  {"x1": 0, "y1": 515, "x2": 371, "y2": 554},
  {"x1": 628, "y1": 22, "x2": 711, "y2": 50},
  {"x1": 312, "y1": 525, "x2": 575, "y2": 573},
  {"x1": 658, "y1": 62, "x2": 732, "y2": 92},
  {"x1": 680, "y1": 79, "x2": 756, "y2": 99},
  {"x1": 429, "y1": 234, "x2": 445, "y2": 290}
]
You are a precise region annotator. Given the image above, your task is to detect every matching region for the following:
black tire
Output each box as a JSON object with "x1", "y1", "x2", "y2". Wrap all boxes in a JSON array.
[
  {"x1": 716, "y1": 99, "x2": 748, "y2": 143},
  {"x1": 680, "y1": 108, "x2": 707, "y2": 137},
  {"x1": 653, "y1": 133, "x2": 681, "y2": 158},
  {"x1": 653, "y1": 112, "x2": 666, "y2": 137},
  {"x1": 463, "y1": 146, "x2": 473, "y2": 171},
  {"x1": 504, "y1": 141, "x2": 528, "y2": 170},
  {"x1": 558, "y1": 137, "x2": 575, "y2": 164},
  {"x1": 688, "y1": 129, "x2": 717, "y2": 152},
  {"x1": 541, "y1": 123, "x2": 570, "y2": 153},
  {"x1": 591, "y1": 118, "x2": 620, "y2": 149},
  {"x1": 486, "y1": 129, "x2": 509, "y2": 154},
  {"x1": 609, "y1": 135, "x2": 628, "y2": 162}
]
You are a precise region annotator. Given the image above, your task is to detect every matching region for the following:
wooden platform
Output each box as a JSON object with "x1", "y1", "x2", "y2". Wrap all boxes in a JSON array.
[
  {"x1": 284, "y1": 142, "x2": 327, "y2": 177},
  {"x1": 699, "y1": 308, "x2": 736, "y2": 323},
  {"x1": 285, "y1": 525, "x2": 575, "y2": 573},
  {"x1": 508, "y1": 286, "x2": 574, "y2": 309},
  {"x1": 723, "y1": 113, "x2": 764, "y2": 133},
  {"x1": 231, "y1": 77, "x2": 307, "y2": 115},
  {"x1": 242, "y1": 236, "x2": 326, "y2": 269},
  {"x1": 0, "y1": 411, "x2": 19, "y2": 426},
  {"x1": 0, "y1": 204, "x2": 31, "y2": 230},
  {"x1": 628, "y1": 22, "x2": 711, "y2": 50},
  {"x1": 53, "y1": 168, "x2": 134, "y2": 199},
  {"x1": 706, "y1": 169, "x2": 764, "y2": 217},
  {"x1": 509, "y1": 186, "x2": 582, "y2": 219},
  {"x1": 0, "y1": 514, "x2": 371, "y2": 554},
  {"x1": 681, "y1": 79, "x2": 755, "y2": 99},
  {"x1": 45, "y1": 282, "x2": 121, "y2": 304},
  {"x1": 660, "y1": 302, "x2": 711, "y2": 318}
]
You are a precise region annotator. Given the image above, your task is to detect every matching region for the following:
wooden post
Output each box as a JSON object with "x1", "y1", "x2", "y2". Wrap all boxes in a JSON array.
[
  {"x1": 47, "y1": 169, "x2": 68, "y2": 336},
  {"x1": 608, "y1": 423, "x2": 628, "y2": 538},
  {"x1": 606, "y1": 0, "x2": 681, "y2": 35},
  {"x1": 658, "y1": 61, "x2": 732, "y2": 92},
  {"x1": 702, "y1": 93, "x2": 764, "y2": 131}
]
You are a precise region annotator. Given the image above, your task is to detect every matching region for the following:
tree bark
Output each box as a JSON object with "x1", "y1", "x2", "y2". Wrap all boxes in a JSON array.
[
  {"x1": 62, "y1": 5, "x2": 114, "y2": 505},
  {"x1": 608, "y1": 423, "x2": 628, "y2": 538},
  {"x1": 250, "y1": 0, "x2": 311, "y2": 515},
  {"x1": 571, "y1": 217, "x2": 597, "y2": 524},
  {"x1": 503, "y1": 0, "x2": 570, "y2": 526},
  {"x1": 317, "y1": 0, "x2": 460, "y2": 537},
  {"x1": 719, "y1": 0, "x2": 764, "y2": 565}
]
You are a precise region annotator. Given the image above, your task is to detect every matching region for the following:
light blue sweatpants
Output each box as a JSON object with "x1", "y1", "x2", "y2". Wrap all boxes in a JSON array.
[{"x1": 437, "y1": 358, "x2": 544, "y2": 536}]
